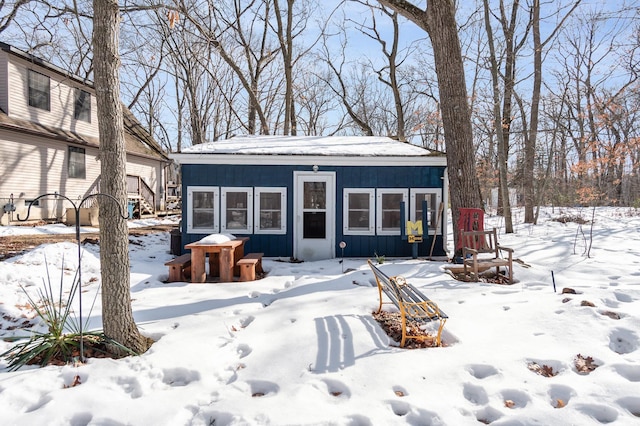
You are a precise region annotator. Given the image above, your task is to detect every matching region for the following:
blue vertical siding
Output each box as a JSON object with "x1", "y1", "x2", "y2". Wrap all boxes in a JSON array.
[{"x1": 180, "y1": 163, "x2": 447, "y2": 258}]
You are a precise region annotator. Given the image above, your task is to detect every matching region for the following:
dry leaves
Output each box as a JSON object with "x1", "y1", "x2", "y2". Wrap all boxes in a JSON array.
[
  {"x1": 527, "y1": 362, "x2": 557, "y2": 377},
  {"x1": 64, "y1": 375, "x2": 82, "y2": 388},
  {"x1": 574, "y1": 354, "x2": 599, "y2": 374},
  {"x1": 372, "y1": 311, "x2": 438, "y2": 349}
]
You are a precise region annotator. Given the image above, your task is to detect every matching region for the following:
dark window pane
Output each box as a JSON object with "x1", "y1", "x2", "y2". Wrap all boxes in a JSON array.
[
  {"x1": 349, "y1": 193, "x2": 369, "y2": 210},
  {"x1": 226, "y1": 192, "x2": 247, "y2": 229},
  {"x1": 303, "y1": 212, "x2": 325, "y2": 238},
  {"x1": 74, "y1": 89, "x2": 91, "y2": 122},
  {"x1": 348, "y1": 211, "x2": 369, "y2": 229},
  {"x1": 382, "y1": 193, "x2": 403, "y2": 230},
  {"x1": 193, "y1": 192, "x2": 214, "y2": 209},
  {"x1": 193, "y1": 211, "x2": 214, "y2": 228},
  {"x1": 347, "y1": 193, "x2": 370, "y2": 229},
  {"x1": 28, "y1": 70, "x2": 50, "y2": 110},
  {"x1": 304, "y1": 182, "x2": 325, "y2": 209},
  {"x1": 260, "y1": 192, "x2": 282, "y2": 230},
  {"x1": 68, "y1": 146, "x2": 86, "y2": 179}
]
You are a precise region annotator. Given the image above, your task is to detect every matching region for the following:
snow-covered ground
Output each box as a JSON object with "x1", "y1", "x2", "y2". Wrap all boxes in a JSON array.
[{"x1": 0, "y1": 207, "x2": 639, "y2": 425}]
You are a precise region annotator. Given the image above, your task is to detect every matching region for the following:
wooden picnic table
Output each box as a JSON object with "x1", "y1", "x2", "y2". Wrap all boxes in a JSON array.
[{"x1": 185, "y1": 237, "x2": 249, "y2": 283}]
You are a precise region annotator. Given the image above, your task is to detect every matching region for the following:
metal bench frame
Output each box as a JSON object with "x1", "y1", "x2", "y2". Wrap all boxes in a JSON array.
[{"x1": 368, "y1": 260, "x2": 448, "y2": 347}]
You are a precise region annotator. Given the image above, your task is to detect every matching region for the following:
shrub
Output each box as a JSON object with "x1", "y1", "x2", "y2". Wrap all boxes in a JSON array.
[{"x1": 1, "y1": 257, "x2": 134, "y2": 371}]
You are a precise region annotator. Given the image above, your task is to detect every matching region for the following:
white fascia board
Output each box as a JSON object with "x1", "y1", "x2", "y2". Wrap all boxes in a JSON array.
[{"x1": 169, "y1": 153, "x2": 447, "y2": 167}]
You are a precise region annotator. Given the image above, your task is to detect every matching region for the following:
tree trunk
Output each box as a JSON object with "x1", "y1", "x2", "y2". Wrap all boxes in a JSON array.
[
  {"x1": 379, "y1": 0, "x2": 483, "y2": 239},
  {"x1": 93, "y1": 0, "x2": 151, "y2": 355},
  {"x1": 524, "y1": 0, "x2": 541, "y2": 223}
]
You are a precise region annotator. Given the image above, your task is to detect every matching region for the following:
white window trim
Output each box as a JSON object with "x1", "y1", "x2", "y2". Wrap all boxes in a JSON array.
[
  {"x1": 221, "y1": 187, "x2": 253, "y2": 234},
  {"x1": 410, "y1": 188, "x2": 443, "y2": 235},
  {"x1": 187, "y1": 186, "x2": 219, "y2": 234},
  {"x1": 343, "y1": 188, "x2": 375, "y2": 235},
  {"x1": 376, "y1": 188, "x2": 408, "y2": 236},
  {"x1": 254, "y1": 187, "x2": 287, "y2": 235}
]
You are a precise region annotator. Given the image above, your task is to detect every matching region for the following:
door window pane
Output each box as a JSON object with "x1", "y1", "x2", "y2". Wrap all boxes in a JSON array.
[
  {"x1": 304, "y1": 182, "x2": 326, "y2": 209},
  {"x1": 303, "y1": 212, "x2": 326, "y2": 238}
]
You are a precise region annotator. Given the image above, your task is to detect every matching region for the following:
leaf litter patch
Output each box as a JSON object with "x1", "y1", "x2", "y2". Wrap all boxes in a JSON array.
[{"x1": 372, "y1": 311, "x2": 443, "y2": 349}]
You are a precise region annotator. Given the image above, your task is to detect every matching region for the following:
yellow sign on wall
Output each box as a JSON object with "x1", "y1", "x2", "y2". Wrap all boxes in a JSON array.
[{"x1": 406, "y1": 220, "x2": 423, "y2": 236}]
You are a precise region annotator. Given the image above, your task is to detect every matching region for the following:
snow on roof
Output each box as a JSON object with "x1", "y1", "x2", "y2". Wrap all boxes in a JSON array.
[{"x1": 181, "y1": 135, "x2": 433, "y2": 156}]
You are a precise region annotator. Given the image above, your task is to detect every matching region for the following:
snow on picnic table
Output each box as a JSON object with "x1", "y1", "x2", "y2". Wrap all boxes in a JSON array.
[{"x1": 0, "y1": 207, "x2": 639, "y2": 425}]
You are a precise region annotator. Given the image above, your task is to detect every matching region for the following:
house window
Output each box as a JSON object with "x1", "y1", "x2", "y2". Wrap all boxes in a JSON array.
[
  {"x1": 410, "y1": 189, "x2": 443, "y2": 234},
  {"x1": 221, "y1": 187, "x2": 253, "y2": 234},
  {"x1": 187, "y1": 186, "x2": 219, "y2": 233},
  {"x1": 28, "y1": 70, "x2": 50, "y2": 111},
  {"x1": 343, "y1": 189, "x2": 374, "y2": 235},
  {"x1": 74, "y1": 89, "x2": 91, "y2": 122},
  {"x1": 68, "y1": 146, "x2": 86, "y2": 179},
  {"x1": 376, "y1": 189, "x2": 408, "y2": 235},
  {"x1": 254, "y1": 187, "x2": 286, "y2": 234}
]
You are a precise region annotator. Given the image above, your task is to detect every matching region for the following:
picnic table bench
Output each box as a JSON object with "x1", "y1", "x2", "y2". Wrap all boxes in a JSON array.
[
  {"x1": 237, "y1": 252, "x2": 264, "y2": 282},
  {"x1": 164, "y1": 253, "x2": 192, "y2": 282},
  {"x1": 368, "y1": 260, "x2": 448, "y2": 347}
]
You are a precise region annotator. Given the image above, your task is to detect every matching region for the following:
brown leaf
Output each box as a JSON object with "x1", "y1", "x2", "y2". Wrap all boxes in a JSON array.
[
  {"x1": 574, "y1": 354, "x2": 598, "y2": 374},
  {"x1": 555, "y1": 399, "x2": 566, "y2": 408},
  {"x1": 504, "y1": 400, "x2": 515, "y2": 408},
  {"x1": 527, "y1": 362, "x2": 557, "y2": 377},
  {"x1": 64, "y1": 375, "x2": 82, "y2": 388}
]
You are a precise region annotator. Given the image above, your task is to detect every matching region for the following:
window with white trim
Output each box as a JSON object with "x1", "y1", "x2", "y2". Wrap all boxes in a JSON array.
[
  {"x1": 28, "y1": 70, "x2": 50, "y2": 110},
  {"x1": 74, "y1": 88, "x2": 91, "y2": 122},
  {"x1": 254, "y1": 187, "x2": 286, "y2": 234},
  {"x1": 221, "y1": 187, "x2": 253, "y2": 233},
  {"x1": 343, "y1": 188, "x2": 375, "y2": 235},
  {"x1": 410, "y1": 189, "x2": 442, "y2": 234},
  {"x1": 68, "y1": 146, "x2": 86, "y2": 179},
  {"x1": 187, "y1": 186, "x2": 219, "y2": 233},
  {"x1": 376, "y1": 189, "x2": 408, "y2": 235}
]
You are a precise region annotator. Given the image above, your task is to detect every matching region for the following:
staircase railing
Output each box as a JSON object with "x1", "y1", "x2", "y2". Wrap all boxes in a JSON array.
[{"x1": 126, "y1": 175, "x2": 155, "y2": 215}]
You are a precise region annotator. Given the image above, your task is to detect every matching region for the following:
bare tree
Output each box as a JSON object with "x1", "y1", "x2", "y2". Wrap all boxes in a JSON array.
[
  {"x1": 0, "y1": 0, "x2": 33, "y2": 34},
  {"x1": 93, "y1": 0, "x2": 151, "y2": 354},
  {"x1": 351, "y1": 2, "x2": 410, "y2": 141},
  {"x1": 521, "y1": 0, "x2": 581, "y2": 223}
]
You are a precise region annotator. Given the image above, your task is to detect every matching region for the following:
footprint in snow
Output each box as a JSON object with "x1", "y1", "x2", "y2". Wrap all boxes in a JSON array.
[{"x1": 466, "y1": 364, "x2": 500, "y2": 380}]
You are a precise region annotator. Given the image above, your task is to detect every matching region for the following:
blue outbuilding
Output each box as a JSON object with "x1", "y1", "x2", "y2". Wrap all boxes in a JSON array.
[{"x1": 171, "y1": 135, "x2": 448, "y2": 261}]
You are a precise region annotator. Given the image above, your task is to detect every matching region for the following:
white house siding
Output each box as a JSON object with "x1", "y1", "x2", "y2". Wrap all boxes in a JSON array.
[
  {"x1": 0, "y1": 130, "x2": 102, "y2": 222},
  {"x1": 6, "y1": 55, "x2": 98, "y2": 139},
  {"x1": 126, "y1": 155, "x2": 165, "y2": 211},
  {"x1": 0, "y1": 53, "x2": 8, "y2": 113}
]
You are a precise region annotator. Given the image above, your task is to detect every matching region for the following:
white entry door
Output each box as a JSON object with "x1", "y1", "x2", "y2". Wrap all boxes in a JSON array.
[{"x1": 294, "y1": 171, "x2": 335, "y2": 261}]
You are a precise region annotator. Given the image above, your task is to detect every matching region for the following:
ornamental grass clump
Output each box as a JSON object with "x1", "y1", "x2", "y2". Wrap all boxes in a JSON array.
[{"x1": 1, "y1": 256, "x2": 133, "y2": 371}]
